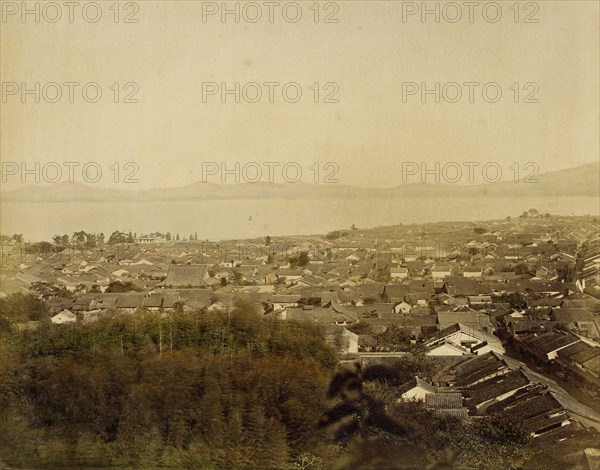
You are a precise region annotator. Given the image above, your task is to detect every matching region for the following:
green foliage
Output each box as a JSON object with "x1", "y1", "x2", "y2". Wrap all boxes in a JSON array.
[
  {"x1": 449, "y1": 415, "x2": 531, "y2": 469},
  {"x1": 492, "y1": 292, "x2": 527, "y2": 309},
  {"x1": 320, "y1": 359, "x2": 529, "y2": 469},
  {"x1": 105, "y1": 280, "x2": 141, "y2": 293},
  {"x1": 0, "y1": 293, "x2": 49, "y2": 324},
  {"x1": 373, "y1": 325, "x2": 413, "y2": 351},
  {"x1": 5, "y1": 233, "x2": 24, "y2": 243},
  {"x1": 556, "y1": 261, "x2": 576, "y2": 282},
  {"x1": 325, "y1": 230, "x2": 345, "y2": 240},
  {"x1": 30, "y1": 283, "x2": 74, "y2": 299},
  {"x1": 473, "y1": 227, "x2": 486, "y2": 234},
  {"x1": 22, "y1": 241, "x2": 54, "y2": 255},
  {"x1": 107, "y1": 230, "x2": 133, "y2": 245},
  {"x1": 514, "y1": 262, "x2": 531, "y2": 275},
  {"x1": 70, "y1": 231, "x2": 104, "y2": 248},
  {"x1": 289, "y1": 251, "x2": 310, "y2": 268},
  {"x1": 347, "y1": 322, "x2": 373, "y2": 336},
  {"x1": 0, "y1": 300, "x2": 340, "y2": 468},
  {"x1": 0, "y1": 293, "x2": 533, "y2": 470}
]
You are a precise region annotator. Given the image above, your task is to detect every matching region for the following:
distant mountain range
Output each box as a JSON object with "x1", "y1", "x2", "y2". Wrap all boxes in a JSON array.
[{"x1": 2, "y1": 162, "x2": 598, "y2": 203}]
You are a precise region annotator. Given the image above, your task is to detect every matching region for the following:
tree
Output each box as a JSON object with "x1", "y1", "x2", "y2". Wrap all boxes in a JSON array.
[
  {"x1": 84, "y1": 233, "x2": 97, "y2": 248},
  {"x1": 556, "y1": 262, "x2": 575, "y2": 282},
  {"x1": 0, "y1": 293, "x2": 49, "y2": 323},
  {"x1": 53, "y1": 234, "x2": 69, "y2": 246},
  {"x1": 265, "y1": 235, "x2": 272, "y2": 246},
  {"x1": 108, "y1": 231, "x2": 129, "y2": 245},
  {"x1": 106, "y1": 280, "x2": 140, "y2": 293},
  {"x1": 347, "y1": 322, "x2": 373, "y2": 336},
  {"x1": 325, "y1": 231, "x2": 342, "y2": 240},
  {"x1": 375, "y1": 325, "x2": 412, "y2": 351},
  {"x1": 493, "y1": 292, "x2": 526, "y2": 309},
  {"x1": 1, "y1": 299, "x2": 348, "y2": 468},
  {"x1": 319, "y1": 361, "x2": 408, "y2": 442},
  {"x1": 514, "y1": 262, "x2": 530, "y2": 275},
  {"x1": 28, "y1": 241, "x2": 54, "y2": 256},
  {"x1": 319, "y1": 355, "x2": 529, "y2": 469},
  {"x1": 71, "y1": 231, "x2": 88, "y2": 246},
  {"x1": 289, "y1": 252, "x2": 310, "y2": 268},
  {"x1": 449, "y1": 415, "x2": 530, "y2": 469}
]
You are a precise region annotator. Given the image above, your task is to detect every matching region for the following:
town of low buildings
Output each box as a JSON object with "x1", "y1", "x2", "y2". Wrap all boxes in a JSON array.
[{"x1": 1, "y1": 214, "x2": 599, "y2": 468}]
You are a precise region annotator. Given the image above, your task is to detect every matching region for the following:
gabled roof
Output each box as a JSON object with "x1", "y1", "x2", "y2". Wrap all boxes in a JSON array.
[
  {"x1": 557, "y1": 341, "x2": 600, "y2": 364},
  {"x1": 425, "y1": 392, "x2": 463, "y2": 409},
  {"x1": 164, "y1": 265, "x2": 208, "y2": 287},
  {"x1": 437, "y1": 310, "x2": 495, "y2": 331},
  {"x1": 466, "y1": 369, "x2": 530, "y2": 407},
  {"x1": 115, "y1": 293, "x2": 144, "y2": 309},
  {"x1": 444, "y1": 277, "x2": 493, "y2": 296},
  {"x1": 463, "y1": 266, "x2": 483, "y2": 272},
  {"x1": 432, "y1": 264, "x2": 451, "y2": 272},
  {"x1": 51, "y1": 310, "x2": 77, "y2": 322},
  {"x1": 528, "y1": 330, "x2": 580, "y2": 355},
  {"x1": 550, "y1": 308, "x2": 593, "y2": 323},
  {"x1": 487, "y1": 387, "x2": 562, "y2": 427},
  {"x1": 285, "y1": 306, "x2": 357, "y2": 324},
  {"x1": 442, "y1": 352, "x2": 509, "y2": 387},
  {"x1": 507, "y1": 318, "x2": 559, "y2": 334},
  {"x1": 383, "y1": 284, "x2": 412, "y2": 299}
]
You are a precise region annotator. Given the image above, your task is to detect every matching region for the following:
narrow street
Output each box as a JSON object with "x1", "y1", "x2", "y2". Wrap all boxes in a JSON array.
[{"x1": 502, "y1": 338, "x2": 600, "y2": 411}]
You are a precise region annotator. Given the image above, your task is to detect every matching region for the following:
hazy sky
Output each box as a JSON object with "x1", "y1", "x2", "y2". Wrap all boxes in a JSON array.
[{"x1": 1, "y1": 0, "x2": 599, "y2": 190}]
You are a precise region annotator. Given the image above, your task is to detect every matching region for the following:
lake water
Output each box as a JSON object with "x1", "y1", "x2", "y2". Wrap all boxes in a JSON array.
[{"x1": 1, "y1": 196, "x2": 598, "y2": 242}]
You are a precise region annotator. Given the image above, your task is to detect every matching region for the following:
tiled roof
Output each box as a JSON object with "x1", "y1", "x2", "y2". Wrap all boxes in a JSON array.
[
  {"x1": 425, "y1": 392, "x2": 463, "y2": 409},
  {"x1": 164, "y1": 265, "x2": 208, "y2": 287},
  {"x1": 528, "y1": 330, "x2": 580, "y2": 354},
  {"x1": 466, "y1": 369, "x2": 530, "y2": 406}
]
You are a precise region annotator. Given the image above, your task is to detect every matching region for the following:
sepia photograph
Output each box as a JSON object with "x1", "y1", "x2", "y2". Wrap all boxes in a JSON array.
[{"x1": 0, "y1": 1, "x2": 599, "y2": 469}]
